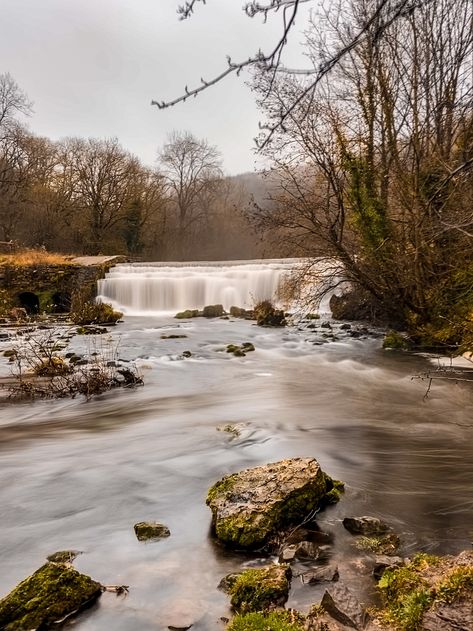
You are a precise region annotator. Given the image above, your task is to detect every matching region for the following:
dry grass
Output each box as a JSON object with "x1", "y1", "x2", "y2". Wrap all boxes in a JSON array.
[{"x1": 0, "y1": 248, "x2": 74, "y2": 266}]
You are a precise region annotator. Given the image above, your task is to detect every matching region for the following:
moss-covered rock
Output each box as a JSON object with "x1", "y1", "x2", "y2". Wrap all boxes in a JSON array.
[
  {"x1": 227, "y1": 565, "x2": 291, "y2": 613},
  {"x1": 72, "y1": 301, "x2": 122, "y2": 325},
  {"x1": 227, "y1": 610, "x2": 305, "y2": 631},
  {"x1": 202, "y1": 304, "x2": 224, "y2": 317},
  {"x1": 206, "y1": 458, "x2": 341, "y2": 549},
  {"x1": 134, "y1": 521, "x2": 171, "y2": 541},
  {"x1": 354, "y1": 533, "x2": 401, "y2": 556},
  {"x1": 254, "y1": 300, "x2": 286, "y2": 327},
  {"x1": 383, "y1": 331, "x2": 411, "y2": 350},
  {"x1": 0, "y1": 562, "x2": 102, "y2": 630},
  {"x1": 175, "y1": 309, "x2": 200, "y2": 319}
]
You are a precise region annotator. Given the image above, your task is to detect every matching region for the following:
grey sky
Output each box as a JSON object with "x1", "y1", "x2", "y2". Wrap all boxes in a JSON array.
[{"x1": 0, "y1": 0, "x2": 307, "y2": 174}]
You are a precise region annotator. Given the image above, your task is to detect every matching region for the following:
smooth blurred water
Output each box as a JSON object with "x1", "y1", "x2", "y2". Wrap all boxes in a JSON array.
[
  {"x1": 0, "y1": 314, "x2": 472, "y2": 630},
  {"x1": 97, "y1": 259, "x2": 299, "y2": 314}
]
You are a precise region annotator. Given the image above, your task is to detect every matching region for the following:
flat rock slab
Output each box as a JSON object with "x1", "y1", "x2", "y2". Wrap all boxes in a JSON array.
[
  {"x1": 71, "y1": 255, "x2": 125, "y2": 266},
  {"x1": 0, "y1": 562, "x2": 102, "y2": 630},
  {"x1": 321, "y1": 583, "x2": 368, "y2": 629},
  {"x1": 206, "y1": 458, "x2": 337, "y2": 549}
]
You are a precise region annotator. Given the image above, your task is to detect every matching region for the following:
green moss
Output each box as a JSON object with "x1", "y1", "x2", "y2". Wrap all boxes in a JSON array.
[
  {"x1": 72, "y1": 302, "x2": 122, "y2": 325},
  {"x1": 229, "y1": 565, "x2": 291, "y2": 613},
  {"x1": 378, "y1": 563, "x2": 432, "y2": 630},
  {"x1": 175, "y1": 309, "x2": 200, "y2": 319},
  {"x1": 354, "y1": 533, "x2": 400, "y2": 555},
  {"x1": 134, "y1": 521, "x2": 171, "y2": 541},
  {"x1": 0, "y1": 562, "x2": 102, "y2": 630},
  {"x1": 436, "y1": 566, "x2": 473, "y2": 603},
  {"x1": 207, "y1": 469, "x2": 343, "y2": 549},
  {"x1": 227, "y1": 611, "x2": 305, "y2": 631},
  {"x1": 383, "y1": 331, "x2": 410, "y2": 350}
]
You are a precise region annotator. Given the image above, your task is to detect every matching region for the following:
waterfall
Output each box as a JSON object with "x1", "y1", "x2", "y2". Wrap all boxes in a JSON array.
[{"x1": 97, "y1": 259, "x2": 298, "y2": 315}]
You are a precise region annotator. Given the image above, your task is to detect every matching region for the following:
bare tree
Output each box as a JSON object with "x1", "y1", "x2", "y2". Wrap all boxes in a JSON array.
[
  {"x1": 0, "y1": 73, "x2": 32, "y2": 134},
  {"x1": 158, "y1": 131, "x2": 223, "y2": 259},
  {"x1": 153, "y1": 1, "x2": 437, "y2": 147},
  {"x1": 251, "y1": 0, "x2": 473, "y2": 334}
]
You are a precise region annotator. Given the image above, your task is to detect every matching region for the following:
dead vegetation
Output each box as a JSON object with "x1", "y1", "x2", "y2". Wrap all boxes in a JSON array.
[
  {"x1": 0, "y1": 248, "x2": 74, "y2": 267},
  {"x1": 3, "y1": 327, "x2": 142, "y2": 400}
]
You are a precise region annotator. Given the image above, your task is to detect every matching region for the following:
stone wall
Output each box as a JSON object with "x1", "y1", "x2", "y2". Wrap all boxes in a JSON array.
[{"x1": 0, "y1": 256, "x2": 126, "y2": 315}]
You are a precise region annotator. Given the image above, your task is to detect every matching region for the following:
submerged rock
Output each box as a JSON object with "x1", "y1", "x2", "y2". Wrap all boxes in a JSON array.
[
  {"x1": 354, "y1": 533, "x2": 401, "y2": 556},
  {"x1": 206, "y1": 458, "x2": 341, "y2": 549},
  {"x1": 175, "y1": 310, "x2": 200, "y2": 319},
  {"x1": 302, "y1": 564, "x2": 339, "y2": 584},
  {"x1": 134, "y1": 521, "x2": 171, "y2": 541},
  {"x1": 226, "y1": 565, "x2": 291, "y2": 613},
  {"x1": 343, "y1": 516, "x2": 390, "y2": 536},
  {"x1": 0, "y1": 562, "x2": 102, "y2": 630},
  {"x1": 46, "y1": 550, "x2": 82, "y2": 564}
]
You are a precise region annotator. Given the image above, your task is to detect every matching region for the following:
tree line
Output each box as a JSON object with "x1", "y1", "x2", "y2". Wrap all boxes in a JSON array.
[
  {"x1": 249, "y1": 0, "x2": 473, "y2": 348},
  {"x1": 0, "y1": 73, "x2": 265, "y2": 261}
]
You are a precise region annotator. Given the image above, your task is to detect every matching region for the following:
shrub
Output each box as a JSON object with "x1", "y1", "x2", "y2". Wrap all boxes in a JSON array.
[
  {"x1": 72, "y1": 301, "x2": 122, "y2": 325},
  {"x1": 254, "y1": 300, "x2": 286, "y2": 327}
]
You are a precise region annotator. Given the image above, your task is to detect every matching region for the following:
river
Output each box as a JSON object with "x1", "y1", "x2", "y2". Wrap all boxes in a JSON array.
[{"x1": 0, "y1": 261, "x2": 472, "y2": 630}]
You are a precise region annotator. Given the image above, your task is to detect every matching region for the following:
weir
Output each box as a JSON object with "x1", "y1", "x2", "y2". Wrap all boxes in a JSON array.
[{"x1": 97, "y1": 259, "x2": 298, "y2": 314}]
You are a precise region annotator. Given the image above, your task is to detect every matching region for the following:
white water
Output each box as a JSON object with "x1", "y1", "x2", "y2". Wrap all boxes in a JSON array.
[{"x1": 97, "y1": 259, "x2": 299, "y2": 315}]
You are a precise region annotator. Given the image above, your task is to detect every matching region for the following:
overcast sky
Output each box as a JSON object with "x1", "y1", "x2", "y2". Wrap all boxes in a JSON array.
[{"x1": 0, "y1": 0, "x2": 308, "y2": 175}]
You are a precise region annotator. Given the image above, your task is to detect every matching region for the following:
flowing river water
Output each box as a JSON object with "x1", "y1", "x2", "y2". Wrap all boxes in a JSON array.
[{"x1": 0, "y1": 261, "x2": 473, "y2": 630}]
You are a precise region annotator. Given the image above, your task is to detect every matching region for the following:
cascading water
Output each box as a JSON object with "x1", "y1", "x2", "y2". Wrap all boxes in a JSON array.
[{"x1": 97, "y1": 259, "x2": 299, "y2": 314}]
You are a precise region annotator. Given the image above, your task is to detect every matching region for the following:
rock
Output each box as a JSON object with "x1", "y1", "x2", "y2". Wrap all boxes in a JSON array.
[
  {"x1": 302, "y1": 564, "x2": 339, "y2": 584},
  {"x1": 175, "y1": 310, "x2": 200, "y2": 319},
  {"x1": 227, "y1": 565, "x2": 291, "y2": 613},
  {"x1": 241, "y1": 342, "x2": 255, "y2": 352},
  {"x1": 373, "y1": 555, "x2": 404, "y2": 580},
  {"x1": 47, "y1": 550, "x2": 82, "y2": 564},
  {"x1": 354, "y1": 533, "x2": 401, "y2": 555},
  {"x1": 383, "y1": 330, "x2": 411, "y2": 350},
  {"x1": 134, "y1": 521, "x2": 171, "y2": 541},
  {"x1": 377, "y1": 550, "x2": 473, "y2": 631},
  {"x1": 206, "y1": 458, "x2": 341, "y2": 549},
  {"x1": 182, "y1": 351, "x2": 192, "y2": 358},
  {"x1": 343, "y1": 516, "x2": 390, "y2": 536},
  {"x1": 161, "y1": 334, "x2": 188, "y2": 339},
  {"x1": 217, "y1": 423, "x2": 244, "y2": 437},
  {"x1": 422, "y1": 595, "x2": 473, "y2": 631},
  {"x1": 9, "y1": 307, "x2": 27, "y2": 321},
  {"x1": 0, "y1": 562, "x2": 102, "y2": 629},
  {"x1": 279, "y1": 544, "x2": 298, "y2": 563},
  {"x1": 321, "y1": 583, "x2": 368, "y2": 629},
  {"x1": 321, "y1": 321, "x2": 332, "y2": 329},
  {"x1": 254, "y1": 300, "x2": 286, "y2": 327},
  {"x1": 3, "y1": 349, "x2": 16, "y2": 357},
  {"x1": 202, "y1": 304, "x2": 224, "y2": 318},
  {"x1": 340, "y1": 323, "x2": 352, "y2": 330},
  {"x1": 218, "y1": 573, "x2": 242, "y2": 594},
  {"x1": 294, "y1": 540, "x2": 320, "y2": 560},
  {"x1": 229, "y1": 306, "x2": 255, "y2": 319}
]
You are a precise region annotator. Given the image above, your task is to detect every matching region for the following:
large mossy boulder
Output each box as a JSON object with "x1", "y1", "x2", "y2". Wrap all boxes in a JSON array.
[
  {"x1": 226, "y1": 565, "x2": 291, "y2": 613},
  {"x1": 0, "y1": 562, "x2": 102, "y2": 630},
  {"x1": 206, "y1": 458, "x2": 341, "y2": 549}
]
